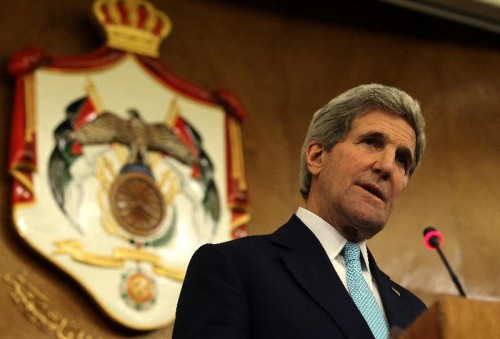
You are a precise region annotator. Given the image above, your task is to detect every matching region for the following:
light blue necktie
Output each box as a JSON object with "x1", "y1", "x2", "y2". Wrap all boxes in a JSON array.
[{"x1": 343, "y1": 241, "x2": 389, "y2": 339}]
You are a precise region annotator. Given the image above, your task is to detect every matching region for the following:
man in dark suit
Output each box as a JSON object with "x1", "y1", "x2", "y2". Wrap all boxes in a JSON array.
[{"x1": 173, "y1": 84, "x2": 427, "y2": 338}]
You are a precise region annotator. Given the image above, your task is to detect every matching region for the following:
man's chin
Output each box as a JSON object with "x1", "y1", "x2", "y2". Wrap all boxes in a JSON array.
[
  {"x1": 347, "y1": 215, "x2": 387, "y2": 240},
  {"x1": 345, "y1": 202, "x2": 389, "y2": 226},
  {"x1": 338, "y1": 222, "x2": 384, "y2": 242}
]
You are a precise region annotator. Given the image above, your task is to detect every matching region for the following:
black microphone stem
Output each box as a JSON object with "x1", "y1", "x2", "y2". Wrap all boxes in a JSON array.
[{"x1": 435, "y1": 246, "x2": 467, "y2": 297}]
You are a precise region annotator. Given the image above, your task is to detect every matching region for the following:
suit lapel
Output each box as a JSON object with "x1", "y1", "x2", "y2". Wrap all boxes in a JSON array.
[
  {"x1": 369, "y1": 251, "x2": 404, "y2": 329},
  {"x1": 271, "y1": 216, "x2": 373, "y2": 339}
]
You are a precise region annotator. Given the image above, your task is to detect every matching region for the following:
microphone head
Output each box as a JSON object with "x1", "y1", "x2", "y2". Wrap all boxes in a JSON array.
[
  {"x1": 423, "y1": 226, "x2": 436, "y2": 236},
  {"x1": 423, "y1": 226, "x2": 444, "y2": 249}
]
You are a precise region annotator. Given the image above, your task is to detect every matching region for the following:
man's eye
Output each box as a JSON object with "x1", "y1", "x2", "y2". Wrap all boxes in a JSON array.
[
  {"x1": 396, "y1": 154, "x2": 410, "y2": 171},
  {"x1": 363, "y1": 138, "x2": 380, "y2": 147}
]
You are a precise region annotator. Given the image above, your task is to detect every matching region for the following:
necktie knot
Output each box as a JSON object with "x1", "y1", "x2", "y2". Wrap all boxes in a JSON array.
[{"x1": 343, "y1": 241, "x2": 361, "y2": 264}]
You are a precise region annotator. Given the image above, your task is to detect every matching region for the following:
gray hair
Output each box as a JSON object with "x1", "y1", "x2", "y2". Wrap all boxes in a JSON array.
[{"x1": 300, "y1": 83, "x2": 426, "y2": 200}]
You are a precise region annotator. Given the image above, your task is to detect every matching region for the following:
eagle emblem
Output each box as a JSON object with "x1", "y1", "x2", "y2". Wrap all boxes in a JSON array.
[
  {"x1": 48, "y1": 94, "x2": 220, "y2": 244},
  {"x1": 69, "y1": 109, "x2": 198, "y2": 167}
]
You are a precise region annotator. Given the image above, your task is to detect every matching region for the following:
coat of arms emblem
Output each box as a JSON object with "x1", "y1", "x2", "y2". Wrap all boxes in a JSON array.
[{"x1": 8, "y1": 0, "x2": 250, "y2": 330}]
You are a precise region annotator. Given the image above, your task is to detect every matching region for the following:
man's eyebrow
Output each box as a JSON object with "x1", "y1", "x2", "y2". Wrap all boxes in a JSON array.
[
  {"x1": 360, "y1": 131, "x2": 415, "y2": 162},
  {"x1": 359, "y1": 131, "x2": 385, "y2": 140}
]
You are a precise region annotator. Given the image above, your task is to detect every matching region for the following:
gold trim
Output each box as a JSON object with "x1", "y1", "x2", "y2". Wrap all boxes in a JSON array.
[
  {"x1": 24, "y1": 74, "x2": 35, "y2": 143},
  {"x1": 228, "y1": 117, "x2": 247, "y2": 191},
  {"x1": 165, "y1": 97, "x2": 179, "y2": 127},
  {"x1": 93, "y1": 0, "x2": 172, "y2": 57},
  {"x1": 9, "y1": 74, "x2": 36, "y2": 196},
  {"x1": 3, "y1": 271, "x2": 102, "y2": 338},
  {"x1": 85, "y1": 77, "x2": 105, "y2": 113},
  {"x1": 156, "y1": 167, "x2": 179, "y2": 205},
  {"x1": 111, "y1": 143, "x2": 128, "y2": 164},
  {"x1": 232, "y1": 213, "x2": 251, "y2": 229},
  {"x1": 52, "y1": 240, "x2": 186, "y2": 281},
  {"x1": 53, "y1": 240, "x2": 123, "y2": 268},
  {"x1": 10, "y1": 170, "x2": 35, "y2": 194}
]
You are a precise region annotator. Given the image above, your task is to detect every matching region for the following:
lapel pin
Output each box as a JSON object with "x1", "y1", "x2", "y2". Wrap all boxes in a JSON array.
[{"x1": 391, "y1": 287, "x2": 401, "y2": 297}]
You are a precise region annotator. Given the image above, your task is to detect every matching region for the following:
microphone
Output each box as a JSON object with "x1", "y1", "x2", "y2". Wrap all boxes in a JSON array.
[{"x1": 423, "y1": 227, "x2": 467, "y2": 297}]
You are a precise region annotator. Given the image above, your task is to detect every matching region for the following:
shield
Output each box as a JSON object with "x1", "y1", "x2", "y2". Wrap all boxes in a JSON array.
[{"x1": 8, "y1": 0, "x2": 250, "y2": 330}]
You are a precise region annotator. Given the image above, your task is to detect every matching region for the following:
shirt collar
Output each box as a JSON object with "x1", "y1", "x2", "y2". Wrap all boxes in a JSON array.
[{"x1": 296, "y1": 207, "x2": 371, "y2": 272}]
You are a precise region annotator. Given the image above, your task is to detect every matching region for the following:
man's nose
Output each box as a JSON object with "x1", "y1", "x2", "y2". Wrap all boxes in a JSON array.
[{"x1": 372, "y1": 150, "x2": 395, "y2": 180}]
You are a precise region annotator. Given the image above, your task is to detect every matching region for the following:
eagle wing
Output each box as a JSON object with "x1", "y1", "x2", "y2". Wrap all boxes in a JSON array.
[
  {"x1": 71, "y1": 112, "x2": 130, "y2": 145},
  {"x1": 147, "y1": 123, "x2": 198, "y2": 165}
]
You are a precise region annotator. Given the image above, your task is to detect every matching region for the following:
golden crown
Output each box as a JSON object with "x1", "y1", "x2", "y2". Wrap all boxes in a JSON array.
[{"x1": 93, "y1": 0, "x2": 172, "y2": 57}]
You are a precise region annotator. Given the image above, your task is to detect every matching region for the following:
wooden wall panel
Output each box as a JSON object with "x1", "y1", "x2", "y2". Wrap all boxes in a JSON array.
[{"x1": 0, "y1": 0, "x2": 499, "y2": 337}]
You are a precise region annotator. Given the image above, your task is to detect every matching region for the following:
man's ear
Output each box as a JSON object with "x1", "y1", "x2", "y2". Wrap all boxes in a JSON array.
[{"x1": 306, "y1": 141, "x2": 323, "y2": 175}]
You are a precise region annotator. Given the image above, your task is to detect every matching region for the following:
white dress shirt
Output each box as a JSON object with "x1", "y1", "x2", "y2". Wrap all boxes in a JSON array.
[{"x1": 296, "y1": 207, "x2": 387, "y2": 318}]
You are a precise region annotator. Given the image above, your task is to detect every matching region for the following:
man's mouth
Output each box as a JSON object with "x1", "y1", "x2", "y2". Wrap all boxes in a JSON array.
[{"x1": 359, "y1": 184, "x2": 385, "y2": 201}]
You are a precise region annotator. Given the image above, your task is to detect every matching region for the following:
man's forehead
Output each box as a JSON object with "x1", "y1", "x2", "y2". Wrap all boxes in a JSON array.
[{"x1": 351, "y1": 110, "x2": 416, "y2": 150}]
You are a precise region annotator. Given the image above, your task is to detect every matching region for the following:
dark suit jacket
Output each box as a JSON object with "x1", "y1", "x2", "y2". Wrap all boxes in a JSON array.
[{"x1": 173, "y1": 215, "x2": 426, "y2": 338}]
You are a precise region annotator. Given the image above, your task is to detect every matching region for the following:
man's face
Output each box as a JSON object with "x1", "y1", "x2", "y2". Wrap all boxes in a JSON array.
[{"x1": 306, "y1": 109, "x2": 416, "y2": 241}]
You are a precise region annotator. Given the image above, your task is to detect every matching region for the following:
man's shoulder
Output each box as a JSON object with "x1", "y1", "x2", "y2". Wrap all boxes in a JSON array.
[
  {"x1": 190, "y1": 220, "x2": 295, "y2": 267},
  {"x1": 187, "y1": 215, "x2": 312, "y2": 273},
  {"x1": 215, "y1": 232, "x2": 271, "y2": 250},
  {"x1": 212, "y1": 215, "x2": 308, "y2": 248},
  {"x1": 185, "y1": 233, "x2": 280, "y2": 281}
]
